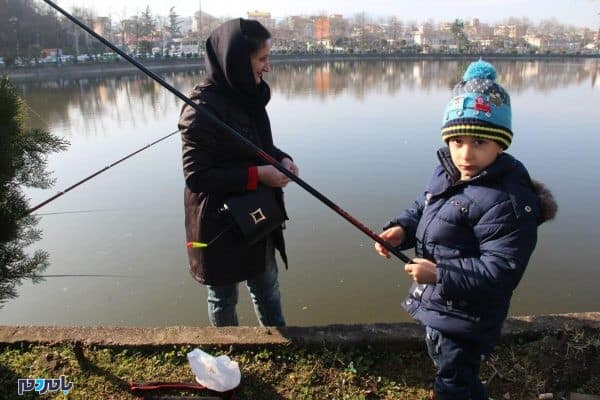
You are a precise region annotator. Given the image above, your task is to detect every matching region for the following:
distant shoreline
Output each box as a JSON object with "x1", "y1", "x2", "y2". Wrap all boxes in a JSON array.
[{"x1": 3, "y1": 53, "x2": 599, "y2": 82}]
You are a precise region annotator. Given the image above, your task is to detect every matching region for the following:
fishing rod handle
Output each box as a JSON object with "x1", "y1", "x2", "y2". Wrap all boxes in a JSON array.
[{"x1": 374, "y1": 238, "x2": 412, "y2": 264}]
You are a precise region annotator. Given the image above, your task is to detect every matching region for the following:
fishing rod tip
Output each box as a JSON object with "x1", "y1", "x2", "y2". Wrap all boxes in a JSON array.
[{"x1": 186, "y1": 242, "x2": 208, "y2": 248}]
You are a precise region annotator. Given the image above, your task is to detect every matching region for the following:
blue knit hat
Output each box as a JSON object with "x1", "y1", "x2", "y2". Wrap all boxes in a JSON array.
[{"x1": 441, "y1": 60, "x2": 512, "y2": 149}]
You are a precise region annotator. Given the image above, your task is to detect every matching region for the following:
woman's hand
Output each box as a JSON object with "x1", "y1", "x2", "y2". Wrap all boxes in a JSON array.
[
  {"x1": 405, "y1": 258, "x2": 437, "y2": 284},
  {"x1": 374, "y1": 226, "x2": 405, "y2": 259},
  {"x1": 281, "y1": 157, "x2": 299, "y2": 176},
  {"x1": 258, "y1": 165, "x2": 290, "y2": 188}
]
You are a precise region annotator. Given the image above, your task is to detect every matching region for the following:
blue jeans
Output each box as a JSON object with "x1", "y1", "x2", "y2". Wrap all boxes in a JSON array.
[
  {"x1": 425, "y1": 326, "x2": 489, "y2": 400},
  {"x1": 206, "y1": 238, "x2": 285, "y2": 327}
]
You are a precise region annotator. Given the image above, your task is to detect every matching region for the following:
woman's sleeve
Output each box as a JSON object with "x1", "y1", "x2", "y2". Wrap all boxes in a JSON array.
[
  {"x1": 179, "y1": 103, "x2": 249, "y2": 194},
  {"x1": 271, "y1": 145, "x2": 292, "y2": 162}
]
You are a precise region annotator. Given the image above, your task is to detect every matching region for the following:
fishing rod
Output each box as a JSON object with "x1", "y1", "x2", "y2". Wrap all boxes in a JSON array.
[
  {"x1": 38, "y1": 274, "x2": 136, "y2": 278},
  {"x1": 40, "y1": 0, "x2": 412, "y2": 264},
  {"x1": 28, "y1": 128, "x2": 180, "y2": 214}
]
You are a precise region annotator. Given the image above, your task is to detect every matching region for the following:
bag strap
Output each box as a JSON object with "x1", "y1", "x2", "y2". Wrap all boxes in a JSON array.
[{"x1": 206, "y1": 222, "x2": 236, "y2": 246}]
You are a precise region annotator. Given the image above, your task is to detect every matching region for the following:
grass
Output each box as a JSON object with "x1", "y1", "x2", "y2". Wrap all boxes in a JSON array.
[{"x1": 0, "y1": 327, "x2": 598, "y2": 399}]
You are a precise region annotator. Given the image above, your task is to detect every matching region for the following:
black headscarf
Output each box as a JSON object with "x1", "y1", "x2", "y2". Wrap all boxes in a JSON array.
[{"x1": 203, "y1": 18, "x2": 271, "y2": 109}]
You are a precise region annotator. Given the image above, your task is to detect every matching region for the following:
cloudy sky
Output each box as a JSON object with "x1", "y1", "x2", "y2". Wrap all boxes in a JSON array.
[{"x1": 46, "y1": 0, "x2": 600, "y2": 28}]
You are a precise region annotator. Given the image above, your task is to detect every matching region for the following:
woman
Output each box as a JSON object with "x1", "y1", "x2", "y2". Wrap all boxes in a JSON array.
[{"x1": 179, "y1": 19, "x2": 298, "y2": 327}]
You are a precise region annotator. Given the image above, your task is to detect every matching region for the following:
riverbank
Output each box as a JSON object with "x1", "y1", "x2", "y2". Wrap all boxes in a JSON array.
[
  {"x1": 1, "y1": 312, "x2": 598, "y2": 399},
  {"x1": 3, "y1": 53, "x2": 599, "y2": 82}
]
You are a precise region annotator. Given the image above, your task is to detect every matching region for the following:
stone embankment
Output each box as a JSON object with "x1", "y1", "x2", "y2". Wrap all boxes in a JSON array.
[
  {"x1": 1, "y1": 313, "x2": 598, "y2": 399},
  {"x1": 0, "y1": 312, "x2": 598, "y2": 347}
]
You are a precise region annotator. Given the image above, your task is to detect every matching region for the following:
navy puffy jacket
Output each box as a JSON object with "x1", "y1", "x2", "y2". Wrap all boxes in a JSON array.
[{"x1": 388, "y1": 147, "x2": 543, "y2": 347}]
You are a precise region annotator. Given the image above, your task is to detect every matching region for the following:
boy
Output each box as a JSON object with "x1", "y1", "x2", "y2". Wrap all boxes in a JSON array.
[{"x1": 374, "y1": 60, "x2": 556, "y2": 399}]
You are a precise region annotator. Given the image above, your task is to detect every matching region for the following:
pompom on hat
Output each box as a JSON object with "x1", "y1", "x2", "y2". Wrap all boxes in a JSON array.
[{"x1": 441, "y1": 60, "x2": 512, "y2": 149}]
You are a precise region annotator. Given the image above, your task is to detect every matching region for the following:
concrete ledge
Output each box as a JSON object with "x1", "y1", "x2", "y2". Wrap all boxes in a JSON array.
[{"x1": 0, "y1": 312, "x2": 598, "y2": 347}]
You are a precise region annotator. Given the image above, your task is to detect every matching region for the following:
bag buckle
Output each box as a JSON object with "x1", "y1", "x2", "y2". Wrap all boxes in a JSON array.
[{"x1": 250, "y1": 208, "x2": 267, "y2": 224}]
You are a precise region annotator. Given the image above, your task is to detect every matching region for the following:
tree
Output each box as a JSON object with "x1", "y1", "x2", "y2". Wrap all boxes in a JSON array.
[
  {"x1": 538, "y1": 17, "x2": 564, "y2": 36},
  {"x1": 71, "y1": 6, "x2": 105, "y2": 57},
  {"x1": 0, "y1": 0, "x2": 60, "y2": 65},
  {"x1": 353, "y1": 11, "x2": 368, "y2": 48},
  {"x1": 451, "y1": 18, "x2": 471, "y2": 53},
  {"x1": 387, "y1": 16, "x2": 403, "y2": 43},
  {"x1": 167, "y1": 6, "x2": 182, "y2": 38},
  {"x1": 0, "y1": 77, "x2": 68, "y2": 307},
  {"x1": 140, "y1": 6, "x2": 156, "y2": 37},
  {"x1": 138, "y1": 6, "x2": 156, "y2": 56}
]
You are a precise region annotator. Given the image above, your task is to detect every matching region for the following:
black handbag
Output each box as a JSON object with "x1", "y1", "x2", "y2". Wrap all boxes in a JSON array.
[{"x1": 223, "y1": 185, "x2": 284, "y2": 245}]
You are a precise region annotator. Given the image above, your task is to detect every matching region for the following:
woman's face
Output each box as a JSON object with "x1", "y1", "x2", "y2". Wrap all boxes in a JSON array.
[{"x1": 250, "y1": 39, "x2": 272, "y2": 84}]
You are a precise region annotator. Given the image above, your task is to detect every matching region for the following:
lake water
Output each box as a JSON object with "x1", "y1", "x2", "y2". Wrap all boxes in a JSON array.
[{"x1": 2, "y1": 58, "x2": 599, "y2": 327}]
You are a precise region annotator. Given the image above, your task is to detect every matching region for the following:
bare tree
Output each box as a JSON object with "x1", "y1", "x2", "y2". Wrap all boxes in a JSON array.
[
  {"x1": 387, "y1": 16, "x2": 403, "y2": 42},
  {"x1": 167, "y1": 6, "x2": 182, "y2": 38}
]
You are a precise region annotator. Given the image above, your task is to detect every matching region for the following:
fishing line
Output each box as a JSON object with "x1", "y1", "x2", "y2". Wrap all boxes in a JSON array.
[
  {"x1": 39, "y1": 0, "x2": 412, "y2": 263},
  {"x1": 28, "y1": 128, "x2": 180, "y2": 214},
  {"x1": 36, "y1": 208, "x2": 126, "y2": 216},
  {"x1": 20, "y1": 98, "x2": 49, "y2": 126}
]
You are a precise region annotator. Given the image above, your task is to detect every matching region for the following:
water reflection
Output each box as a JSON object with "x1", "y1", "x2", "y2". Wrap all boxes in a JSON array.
[
  {"x1": 17, "y1": 59, "x2": 599, "y2": 132},
  {"x1": 18, "y1": 72, "x2": 202, "y2": 134},
  {"x1": 2, "y1": 59, "x2": 598, "y2": 326},
  {"x1": 270, "y1": 59, "x2": 600, "y2": 97}
]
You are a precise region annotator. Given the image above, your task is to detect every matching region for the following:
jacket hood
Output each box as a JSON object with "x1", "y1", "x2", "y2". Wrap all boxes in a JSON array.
[
  {"x1": 436, "y1": 146, "x2": 557, "y2": 225},
  {"x1": 203, "y1": 18, "x2": 270, "y2": 107},
  {"x1": 531, "y1": 179, "x2": 557, "y2": 225}
]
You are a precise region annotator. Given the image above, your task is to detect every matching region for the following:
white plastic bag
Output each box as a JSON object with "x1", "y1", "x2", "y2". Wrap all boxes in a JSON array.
[{"x1": 187, "y1": 348, "x2": 241, "y2": 392}]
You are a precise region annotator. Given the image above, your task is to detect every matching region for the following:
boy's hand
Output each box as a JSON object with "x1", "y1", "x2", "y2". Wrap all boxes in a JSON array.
[
  {"x1": 374, "y1": 226, "x2": 405, "y2": 258},
  {"x1": 405, "y1": 258, "x2": 437, "y2": 284}
]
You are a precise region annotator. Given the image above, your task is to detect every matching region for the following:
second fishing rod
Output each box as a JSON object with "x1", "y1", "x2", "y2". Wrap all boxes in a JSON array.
[{"x1": 41, "y1": 0, "x2": 411, "y2": 264}]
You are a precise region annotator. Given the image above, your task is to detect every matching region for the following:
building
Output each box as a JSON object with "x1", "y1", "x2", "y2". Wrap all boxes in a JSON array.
[
  {"x1": 314, "y1": 17, "x2": 330, "y2": 40},
  {"x1": 413, "y1": 24, "x2": 456, "y2": 50},
  {"x1": 465, "y1": 18, "x2": 493, "y2": 39},
  {"x1": 328, "y1": 14, "x2": 347, "y2": 40},
  {"x1": 494, "y1": 25, "x2": 510, "y2": 37},
  {"x1": 508, "y1": 25, "x2": 527, "y2": 38},
  {"x1": 41, "y1": 48, "x2": 63, "y2": 58},
  {"x1": 466, "y1": 18, "x2": 481, "y2": 36},
  {"x1": 92, "y1": 17, "x2": 111, "y2": 37},
  {"x1": 171, "y1": 38, "x2": 200, "y2": 56},
  {"x1": 247, "y1": 10, "x2": 275, "y2": 30},
  {"x1": 178, "y1": 17, "x2": 193, "y2": 35},
  {"x1": 286, "y1": 16, "x2": 314, "y2": 40},
  {"x1": 494, "y1": 25, "x2": 527, "y2": 39},
  {"x1": 525, "y1": 34, "x2": 569, "y2": 52}
]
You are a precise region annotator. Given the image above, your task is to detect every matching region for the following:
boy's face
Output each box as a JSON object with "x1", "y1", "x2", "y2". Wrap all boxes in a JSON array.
[{"x1": 448, "y1": 136, "x2": 503, "y2": 180}]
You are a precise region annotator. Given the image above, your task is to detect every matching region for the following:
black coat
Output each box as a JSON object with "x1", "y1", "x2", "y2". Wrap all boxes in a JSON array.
[{"x1": 179, "y1": 19, "x2": 290, "y2": 285}]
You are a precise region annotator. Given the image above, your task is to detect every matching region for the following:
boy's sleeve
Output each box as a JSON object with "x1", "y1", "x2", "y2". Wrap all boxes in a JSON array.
[
  {"x1": 436, "y1": 199, "x2": 538, "y2": 302},
  {"x1": 383, "y1": 191, "x2": 426, "y2": 250}
]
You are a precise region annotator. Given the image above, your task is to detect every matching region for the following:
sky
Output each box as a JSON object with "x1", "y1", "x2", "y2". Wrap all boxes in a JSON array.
[{"x1": 47, "y1": 0, "x2": 600, "y2": 28}]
